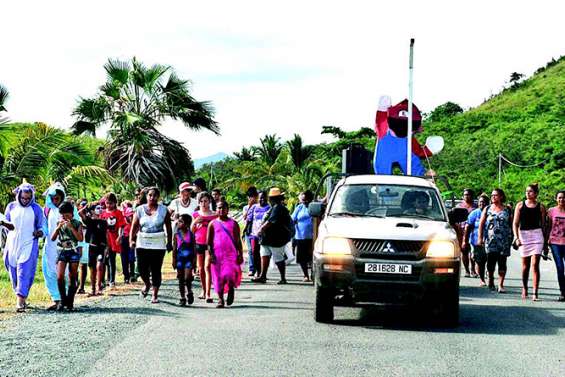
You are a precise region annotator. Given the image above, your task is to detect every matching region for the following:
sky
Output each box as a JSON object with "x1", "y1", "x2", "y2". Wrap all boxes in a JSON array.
[{"x1": 1, "y1": 0, "x2": 564, "y2": 159}]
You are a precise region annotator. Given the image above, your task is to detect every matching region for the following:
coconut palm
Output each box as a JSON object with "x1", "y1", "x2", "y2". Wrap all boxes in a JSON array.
[
  {"x1": 72, "y1": 57, "x2": 218, "y2": 191},
  {"x1": 233, "y1": 146, "x2": 256, "y2": 162},
  {"x1": 286, "y1": 134, "x2": 314, "y2": 172},
  {"x1": 253, "y1": 134, "x2": 283, "y2": 166}
]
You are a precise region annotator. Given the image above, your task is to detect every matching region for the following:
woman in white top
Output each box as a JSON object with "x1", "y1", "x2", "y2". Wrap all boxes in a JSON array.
[
  {"x1": 168, "y1": 182, "x2": 198, "y2": 221},
  {"x1": 130, "y1": 187, "x2": 173, "y2": 304}
]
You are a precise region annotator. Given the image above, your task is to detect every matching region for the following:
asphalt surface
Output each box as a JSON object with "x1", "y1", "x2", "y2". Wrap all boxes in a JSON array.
[{"x1": 1, "y1": 255, "x2": 564, "y2": 377}]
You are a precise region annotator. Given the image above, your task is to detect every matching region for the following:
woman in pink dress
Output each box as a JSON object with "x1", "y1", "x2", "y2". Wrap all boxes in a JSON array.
[{"x1": 207, "y1": 200, "x2": 243, "y2": 308}]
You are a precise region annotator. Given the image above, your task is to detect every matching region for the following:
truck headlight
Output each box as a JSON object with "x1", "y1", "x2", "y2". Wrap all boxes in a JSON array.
[
  {"x1": 426, "y1": 240, "x2": 456, "y2": 258},
  {"x1": 321, "y1": 237, "x2": 352, "y2": 255}
]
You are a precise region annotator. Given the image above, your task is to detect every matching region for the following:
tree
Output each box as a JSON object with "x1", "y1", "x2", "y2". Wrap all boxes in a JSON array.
[
  {"x1": 0, "y1": 122, "x2": 112, "y2": 205},
  {"x1": 426, "y1": 102, "x2": 464, "y2": 123},
  {"x1": 321, "y1": 125, "x2": 346, "y2": 139},
  {"x1": 72, "y1": 57, "x2": 218, "y2": 191},
  {"x1": 253, "y1": 134, "x2": 283, "y2": 165},
  {"x1": 233, "y1": 146, "x2": 256, "y2": 162},
  {"x1": 286, "y1": 134, "x2": 314, "y2": 171},
  {"x1": 509, "y1": 72, "x2": 525, "y2": 85}
]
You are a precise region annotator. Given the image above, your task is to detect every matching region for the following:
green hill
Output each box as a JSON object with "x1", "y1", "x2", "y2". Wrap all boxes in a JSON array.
[{"x1": 422, "y1": 56, "x2": 565, "y2": 203}]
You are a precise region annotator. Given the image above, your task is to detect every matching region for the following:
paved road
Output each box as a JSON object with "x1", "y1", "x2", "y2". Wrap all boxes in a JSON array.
[{"x1": 1, "y1": 255, "x2": 564, "y2": 377}]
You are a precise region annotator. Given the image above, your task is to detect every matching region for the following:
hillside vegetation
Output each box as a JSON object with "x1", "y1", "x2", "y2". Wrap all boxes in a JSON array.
[{"x1": 422, "y1": 56, "x2": 565, "y2": 203}]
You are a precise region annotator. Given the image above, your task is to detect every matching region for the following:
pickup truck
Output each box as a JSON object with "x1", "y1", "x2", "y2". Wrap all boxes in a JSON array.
[{"x1": 309, "y1": 174, "x2": 463, "y2": 326}]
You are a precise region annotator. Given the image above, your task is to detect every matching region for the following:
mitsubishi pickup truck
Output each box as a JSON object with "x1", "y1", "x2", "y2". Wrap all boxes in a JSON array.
[{"x1": 309, "y1": 174, "x2": 462, "y2": 326}]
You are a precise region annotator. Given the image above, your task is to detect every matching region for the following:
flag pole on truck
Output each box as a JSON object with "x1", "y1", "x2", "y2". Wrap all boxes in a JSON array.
[{"x1": 407, "y1": 38, "x2": 414, "y2": 176}]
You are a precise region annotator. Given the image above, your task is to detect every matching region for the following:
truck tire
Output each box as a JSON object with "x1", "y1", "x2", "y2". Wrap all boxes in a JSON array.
[{"x1": 315, "y1": 285, "x2": 334, "y2": 323}]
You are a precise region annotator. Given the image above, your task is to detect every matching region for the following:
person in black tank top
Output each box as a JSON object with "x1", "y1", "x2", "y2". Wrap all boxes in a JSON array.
[
  {"x1": 513, "y1": 184, "x2": 548, "y2": 301},
  {"x1": 519, "y1": 201, "x2": 542, "y2": 230}
]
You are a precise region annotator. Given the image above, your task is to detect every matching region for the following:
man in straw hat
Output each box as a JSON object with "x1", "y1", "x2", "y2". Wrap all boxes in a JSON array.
[{"x1": 252, "y1": 187, "x2": 292, "y2": 284}]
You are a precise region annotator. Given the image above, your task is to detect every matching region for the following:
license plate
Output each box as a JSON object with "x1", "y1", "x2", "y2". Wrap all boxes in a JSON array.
[{"x1": 364, "y1": 263, "x2": 412, "y2": 274}]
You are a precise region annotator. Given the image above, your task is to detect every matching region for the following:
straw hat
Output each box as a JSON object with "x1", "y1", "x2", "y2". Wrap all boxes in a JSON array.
[{"x1": 268, "y1": 187, "x2": 285, "y2": 197}]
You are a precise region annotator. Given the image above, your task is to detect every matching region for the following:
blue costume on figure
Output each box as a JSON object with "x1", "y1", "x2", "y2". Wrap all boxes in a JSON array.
[{"x1": 373, "y1": 97, "x2": 441, "y2": 177}]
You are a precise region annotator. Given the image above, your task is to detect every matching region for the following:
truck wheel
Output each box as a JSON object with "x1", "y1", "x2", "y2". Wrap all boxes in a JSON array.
[{"x1": 315, "y1": 285, "x2": 334, "y2": 323}]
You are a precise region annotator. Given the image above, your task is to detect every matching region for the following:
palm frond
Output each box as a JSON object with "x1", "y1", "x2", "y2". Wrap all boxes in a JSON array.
[
  {"x1": 0, "y1": 84, "x2": 9, "y2": 112},
  {"x1": 104, "y1": 59, "x2": 130, "y2": 85}
]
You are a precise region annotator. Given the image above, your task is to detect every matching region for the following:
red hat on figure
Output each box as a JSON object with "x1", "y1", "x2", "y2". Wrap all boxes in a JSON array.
[{"x1": 388, "y1": 99, "x2": 422, "y2": 121}]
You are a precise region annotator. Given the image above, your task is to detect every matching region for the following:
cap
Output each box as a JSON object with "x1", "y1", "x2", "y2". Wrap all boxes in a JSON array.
[
  {"x1": 178, "y1": 182, "x2": 195, "y2": 192},
  {"x1": 388, "y1": 99, "x2": 422, "y2": 121},
  {"x1": 268, "y1": 187, "x2": 285, "y2": 197}
]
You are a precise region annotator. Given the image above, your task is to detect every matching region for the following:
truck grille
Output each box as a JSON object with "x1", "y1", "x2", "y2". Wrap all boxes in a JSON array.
[{"x1": 352, "y1": 239, "x2": 426, "y2": 259}]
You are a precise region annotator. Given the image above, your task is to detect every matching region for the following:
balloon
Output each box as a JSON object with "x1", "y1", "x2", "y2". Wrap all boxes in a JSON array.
[{"x1": 425, "y1": 136, "x2": 444, "y2": 154}]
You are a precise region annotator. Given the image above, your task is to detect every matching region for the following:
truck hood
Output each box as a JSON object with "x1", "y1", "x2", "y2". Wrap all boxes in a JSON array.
[{"x1": 318, "y1": 216, "x2": 457, "y2": 242}]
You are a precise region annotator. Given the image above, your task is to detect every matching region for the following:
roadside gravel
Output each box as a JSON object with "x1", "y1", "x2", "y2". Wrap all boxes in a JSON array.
[{"x1": 0, "y1": 285, "x2": 177, "y2": 377}]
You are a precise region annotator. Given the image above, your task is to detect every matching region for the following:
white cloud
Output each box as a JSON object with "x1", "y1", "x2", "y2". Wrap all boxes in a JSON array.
[{"x1": 1, "y1": 0, "x2": 563, "y2": 158}]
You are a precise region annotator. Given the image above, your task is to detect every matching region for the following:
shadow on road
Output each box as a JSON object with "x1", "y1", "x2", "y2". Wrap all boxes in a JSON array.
[
  {"x1": 28, "y1": 305, "x2": 178, "y2": 317},
  {"x1": 332, "y1": 302, "x2": 565, "y2": 335}
]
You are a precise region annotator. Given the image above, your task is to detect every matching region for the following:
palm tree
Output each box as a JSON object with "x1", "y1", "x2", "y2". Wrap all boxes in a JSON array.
[
  {"x1": 253, "y1": 134, "x2": 283, "y2": 166},
  {"x1": 233, "y1": 146, "x2": 256, "y2": 162},
  {"x1": 286, "y1": 134, "x2": 314, "y2": 171},
  {"x1": 72, "y1": 57, "x2": 218, "y2": 191},
  {"x1": 0, "y1": 122, "x2": 112, "y2": 204}
]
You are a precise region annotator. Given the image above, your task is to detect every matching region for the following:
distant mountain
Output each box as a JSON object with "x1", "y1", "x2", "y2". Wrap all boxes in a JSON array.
[{"x1": 194, "y1": 152, "x2": 229, "y2": 169}]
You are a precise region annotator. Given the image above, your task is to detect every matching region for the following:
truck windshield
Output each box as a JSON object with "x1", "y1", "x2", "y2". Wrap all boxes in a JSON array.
[{"x1": 328, "y1": 184, "x2": 446, "y2": 221}]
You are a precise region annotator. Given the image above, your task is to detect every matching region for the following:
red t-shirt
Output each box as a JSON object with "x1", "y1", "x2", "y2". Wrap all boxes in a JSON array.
[{"x1": 101, "y1": 209, "x2": 126, "y2": 252}]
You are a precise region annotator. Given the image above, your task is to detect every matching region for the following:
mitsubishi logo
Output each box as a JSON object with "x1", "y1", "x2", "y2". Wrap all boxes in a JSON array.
[{"x1": 382, "y1": 242, "x2": 395, "y2": 253}]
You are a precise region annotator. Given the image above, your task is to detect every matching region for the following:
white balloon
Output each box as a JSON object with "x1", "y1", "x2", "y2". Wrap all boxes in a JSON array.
[{"x1": 425, "y1": 136, "x2": 444, "y2": 154}]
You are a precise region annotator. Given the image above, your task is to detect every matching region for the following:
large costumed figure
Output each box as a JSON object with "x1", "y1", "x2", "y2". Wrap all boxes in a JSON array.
[
  {"x1": 2, "y1": 181, "x2": 44, "y2": 312},
  {"x1": 42, "y1": 182, "x2": 80, "y2": 309},
  {"x1": 373, "y1": 95, "x2": 444, "y2": 176}
]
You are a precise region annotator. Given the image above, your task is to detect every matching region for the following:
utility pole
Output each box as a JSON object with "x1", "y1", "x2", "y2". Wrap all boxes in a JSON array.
[
  {"x1": 407, "y1": 38, "x2": 415, "y2": 176},
  {"x1": 498, "y1": 153, "x2": 502, "y2": 187}
]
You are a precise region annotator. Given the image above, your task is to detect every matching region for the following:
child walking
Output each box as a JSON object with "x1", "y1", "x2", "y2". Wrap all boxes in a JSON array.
[
  {"x1": 51, "y1": 201, "x2": 84, "y2": 311},
  {"x1": 173, "y1": 214, "x2": 196, "y2": 306}
]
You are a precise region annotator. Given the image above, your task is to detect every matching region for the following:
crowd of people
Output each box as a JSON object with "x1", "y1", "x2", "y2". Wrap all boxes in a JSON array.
[
  {"x1": 457, "y1": 185, "x2": 565, "y2": 301},
  {"x1": 0, "y1": 178, "x2": 315, "y2": 312},
  {"x1": 1, "y1": 177, "x2": 563, "y2": 313}
]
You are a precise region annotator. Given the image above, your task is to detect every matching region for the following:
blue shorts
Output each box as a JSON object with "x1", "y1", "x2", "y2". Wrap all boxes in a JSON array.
[
  {"x1": 176, "y1": 249, "x2": 194, "y2": 270},
  {"x1": 58, "y1": 249, "x2": 81, "y2": 264}
]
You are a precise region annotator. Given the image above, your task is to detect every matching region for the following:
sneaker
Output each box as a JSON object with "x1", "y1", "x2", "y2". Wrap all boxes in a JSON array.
[
  {"x1": 252, "y1": 277, "x2": 267, "y2": 284},
  {"x1": 179, "y1": 298, "x2": 187, "y2": 307},
  {"x1": 187, "y1": 291, "x2": 194, "y2": 305},
  {"x1": 277, "y1": 279, "x2": 288, "y2": 285}
]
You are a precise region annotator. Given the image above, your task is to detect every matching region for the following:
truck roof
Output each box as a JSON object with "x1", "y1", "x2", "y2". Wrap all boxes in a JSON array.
[{"x1": 340, "y1": 174, "x2": 438, "y2": 189}]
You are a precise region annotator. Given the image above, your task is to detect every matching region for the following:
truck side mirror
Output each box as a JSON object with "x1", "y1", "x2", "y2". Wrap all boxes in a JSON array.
[
  {"x1": 309, "y1": 202, "x2": 325, "y2": 217},
  {"x1": 448, "y1": 207, "x2": 469, "y2": 225}
]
